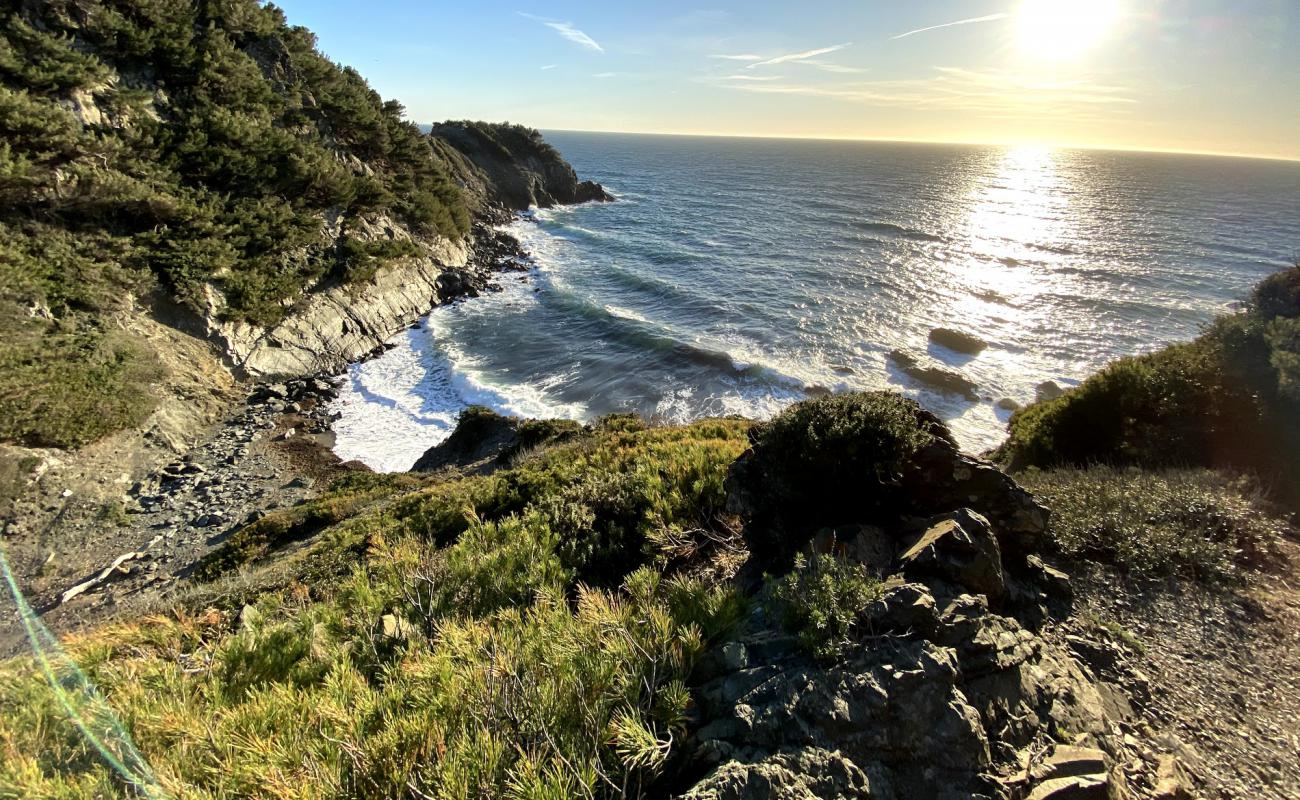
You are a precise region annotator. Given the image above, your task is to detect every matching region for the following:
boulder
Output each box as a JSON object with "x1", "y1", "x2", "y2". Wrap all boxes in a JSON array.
[
  {"x1": 806, "y1": 525, "x2": 894, "y2": 574},
  {"x1": 683, "y1": 747, "x2": 873, "y2": 800},
  {"x1": 889, "y1": 350, "x2": 979, "y2": 401},
  {"x1": 1031, "y1": 745, "x2": 1108, "y2": 782},
  {"x1": 411, "y1": 407, "x2": 582, "y2": 474},
  {"x1": 1026, "y1": 775, "x2": 1109, "y2": 800},
  {"x1": 929, "y1": 327, "x2": 988, "y2": 355},
  {"x1": 1035, "y1": 381, "x2": 1065, "y2": 402},
  {"x1": 897, "y1": 509, "x2": 1006, "y2": 602}
]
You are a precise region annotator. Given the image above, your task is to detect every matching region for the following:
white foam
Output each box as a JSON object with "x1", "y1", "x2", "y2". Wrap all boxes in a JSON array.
[{"x1": 328, "y1": 242, "x2": 588, "y2": 472}]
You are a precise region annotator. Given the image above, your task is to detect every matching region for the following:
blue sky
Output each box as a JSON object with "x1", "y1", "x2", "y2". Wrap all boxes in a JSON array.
[{"x1": 270, "y1": 0, "x2": 1300, "y2": 159}]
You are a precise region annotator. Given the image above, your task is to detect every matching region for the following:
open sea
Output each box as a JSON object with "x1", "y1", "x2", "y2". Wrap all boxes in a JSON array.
[{"x1": 330, "y1": 132, "x2": 1300, "y2": 472}]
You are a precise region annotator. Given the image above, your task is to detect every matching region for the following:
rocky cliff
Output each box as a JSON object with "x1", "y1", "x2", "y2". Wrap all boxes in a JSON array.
[{"x1": 0, "y1": 0, "x2": 611, "y2": 448}]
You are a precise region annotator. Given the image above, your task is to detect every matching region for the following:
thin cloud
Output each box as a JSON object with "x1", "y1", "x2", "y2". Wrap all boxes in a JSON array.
[
  {"x1": 892, "y1": 13, "x2": 1008, "y2": 40},
  {"x1": 749, "y1": 43, "x2": 851, "y2": 68},
  {"x1": 702, "y1": 66, "x2": 1137, "y2": 115},
  {"x1": 798, "y1": 60, "x2": 867, "y2": 74},
  {"x1": 540, "y1": 64, "x2": 557, "y2": 70},
  {"x1": 719, "y1": 74, "x2": 783, "y2": 81},
  {"x1": 708, "y1": 53, "x2": 765, "y2": 61},
  {"x1": 518, "y1": 12, "x2": 604, "y2": 52}
]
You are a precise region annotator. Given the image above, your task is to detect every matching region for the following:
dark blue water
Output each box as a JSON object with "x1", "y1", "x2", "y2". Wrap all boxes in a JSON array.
[{"x1": 332, "y1": 133, "x2": 1300, "y2": 470}]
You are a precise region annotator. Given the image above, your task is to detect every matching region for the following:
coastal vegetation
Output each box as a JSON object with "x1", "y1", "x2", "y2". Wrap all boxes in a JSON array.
[
  {"x1": 1, "y1": 387, "x2": 1293, "y2": 797},
  {"x1": 0, "y1": 0, "x2": 472, "y2": 448},
  {"x1": 0, "y1": 416, "x2": 753, "y2": 798},
  {"x1": 998, "y1": 264, "x2": 1300, "y2": 505}
]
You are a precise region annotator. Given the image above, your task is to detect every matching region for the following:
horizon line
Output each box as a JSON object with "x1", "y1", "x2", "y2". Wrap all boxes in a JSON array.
[{"x1": 529, "y1": 126, "x2": 1300, "y2": 164}]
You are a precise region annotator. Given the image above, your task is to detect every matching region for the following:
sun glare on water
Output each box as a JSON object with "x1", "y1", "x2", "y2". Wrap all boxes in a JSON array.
[{"x1": 1017, "y1": 0, "x2": 1122, "y2": 61}]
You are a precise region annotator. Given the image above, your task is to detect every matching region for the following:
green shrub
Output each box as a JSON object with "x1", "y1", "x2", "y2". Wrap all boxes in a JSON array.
[
  {"x1": 1000, "y1": 265, "x2": 1300, "y2": 506},
  {"x1": 0, "y1": 309, "x2": 162, "y2": 449},
  {"x1": 0, "y1": 0, "x2": 472, "y2": 335},
  {"x1": 728, "y1": 391, "x2": 948, "y2": 558},
  {"x1": 1019, "y1": 467, "x2": 1289, "y2": 580},
  {"x1": 1252, "y1": 264, "x2": 1300, "y2": 320},
  {"x1": 765, "y1": 553, "x2": 883, "y2": 662}
]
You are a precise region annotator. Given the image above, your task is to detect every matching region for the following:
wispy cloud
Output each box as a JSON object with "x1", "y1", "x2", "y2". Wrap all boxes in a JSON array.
[
  {"x1": 719, "y1": 74, "x2": 783, "y2": 81},
  {"x1": 540, "y1": 64, "x2": 557, "y2": 70},
  {"x1": 891, "y1": 13, "x2": 1008, "y2": 41},
  {"x1": 708, "y1": 53, "x2": 765, "y2": 61},
  {"x1": 749, "y1": 43, "x2": 851, "y2": 68},
  {"x1": 797, "y1": 60, "x2": 867, "y2": 74},
  {"x1": 701, "y1": 66, "x2": 1137, "y2": 117},
  {"x1": 518, "y1": 12, "x2": 604, "y2": 52}
]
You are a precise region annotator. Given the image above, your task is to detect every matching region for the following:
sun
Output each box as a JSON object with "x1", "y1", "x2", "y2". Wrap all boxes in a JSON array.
[{"x1": 1017, "y1": 0, "x2": 1121, "y2": 61}]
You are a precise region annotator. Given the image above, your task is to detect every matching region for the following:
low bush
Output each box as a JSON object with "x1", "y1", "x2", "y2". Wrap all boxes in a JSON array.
[
  {"x1": 1019, "y1": 467, "x2": 1290, "y2": 580},
  {"x1": 728, "y1": 391, "x2": 950, "y2": 557},
  {"x1": 765, "y1": 552, "x2": 883, "y2": 662},
  {"x1": 0, "y1": 309, "x2": 162, "y2": 449}
]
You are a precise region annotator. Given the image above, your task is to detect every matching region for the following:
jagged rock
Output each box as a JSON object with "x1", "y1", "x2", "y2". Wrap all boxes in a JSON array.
[
  {"x1": 1032, "y1": 745, "x2": 1107, "y2": 782},
  {"x1": 1152, "y1": 754, "x2": 1193, "y2": 799},
  {"x1": 726, "y1": 393, "x2": 1047, "y2": 566},
  {"x1": 929, "y1": 327, "x2": 988, "y2": 355},
  {"x1": 997, "y1": 397, "x2": 1022, "y2": 412},
  {"x1": 806, "y1": 525, "x2": 893, "y2": 574},
  {"x1": 1026, "y1": 775, "x2": 1109, "y2": 800},
  {"x1": 411, "y1": 407, "x2": 521, "y2": 472},
  {"x1": 412, "y1": 407, "x2": 581, "y2": 474},
  {"x1": 429, "y1": 122, "x2": 614, "y2": 209},
  {"x1": 862, "y1": 581, "x2": 940, "y2": 637},
  {"x1": 683, "y1": 747, "x2": 873, "y2": 800},
  {"x1": 897, "y1": 509, "x2": 1006, "y2": 602},
  {"x1": 683, "y1": 555, "x2": 1119, "y2": 800},
  {"x1": 899, "y1": 443, "x2": 1049, "y2": 559}
]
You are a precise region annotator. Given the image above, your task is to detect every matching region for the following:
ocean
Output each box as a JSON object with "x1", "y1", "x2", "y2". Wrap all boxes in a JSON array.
[{"x1": 329, "y1": 132, "x2": 1300, "y2": 472}]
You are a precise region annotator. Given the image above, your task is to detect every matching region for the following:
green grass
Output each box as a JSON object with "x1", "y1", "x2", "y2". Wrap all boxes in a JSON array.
[
  {"x1": 1019, "y1": 466, "x2": 1290, "y2": 581},
  {"x1": 0, "y1": 419, "x2": 752, "y2": 798}
]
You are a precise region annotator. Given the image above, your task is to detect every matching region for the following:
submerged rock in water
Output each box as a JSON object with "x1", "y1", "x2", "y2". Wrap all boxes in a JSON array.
[
  {"x1": 889, "y1": 350, "x2": 979, "y2": 401},
  {"x1": 929, "y1": 327, "x2": 988, "y2": 355},
  {"x1": 1035, "y1": 380, "x2": 1065, "y2": 402}
]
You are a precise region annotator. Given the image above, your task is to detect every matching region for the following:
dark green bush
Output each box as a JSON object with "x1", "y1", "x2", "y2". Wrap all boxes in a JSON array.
[
  {"x1": 0, "y1": 0, "x2": 471, "y2": 330},
  {"x1": 728, "y1": 391, "x2": 949, "y2": 556},
  {"x1": 1252, "y1": 265, "x2": 1300, "y2": 320}
]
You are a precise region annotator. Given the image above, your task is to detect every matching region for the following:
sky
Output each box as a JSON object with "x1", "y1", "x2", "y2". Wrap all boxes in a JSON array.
[{"x1": 269, "y1": 0, "x2": 1300, "y2": 160}]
